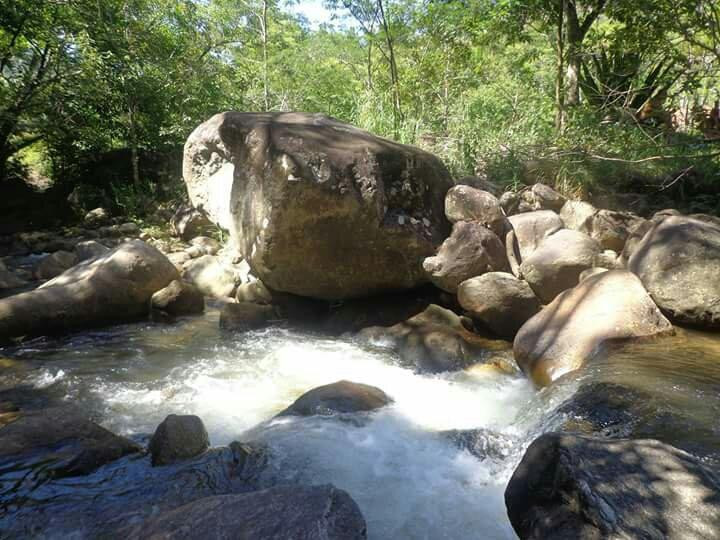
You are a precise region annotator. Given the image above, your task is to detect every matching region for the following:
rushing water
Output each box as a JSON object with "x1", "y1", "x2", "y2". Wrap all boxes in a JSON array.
[{"x1": 1, "y1": 306, "x2": 720, "y2": 538}]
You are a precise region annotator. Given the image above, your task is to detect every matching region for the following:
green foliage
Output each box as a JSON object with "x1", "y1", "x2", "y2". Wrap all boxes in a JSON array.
[{"x1": 1, "y1": 0, "x2": 718, "y2": 216}]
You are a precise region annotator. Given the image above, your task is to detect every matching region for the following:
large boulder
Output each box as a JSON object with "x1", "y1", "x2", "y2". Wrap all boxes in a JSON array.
[
  {"x1": 423, "y1": 221, "x2": 508, "y2": 293},
  {"x1": 149, "y1": 414, "x2": 210, "y2": 466},
  {"x1": 505, "y1": 433, "x2": 720, "y2": 540},
  {"x1": 514, "y1": 270, "x2": 673, "y2": 386},
  {"x1": 444, "y1": 185, "x2": 507, "y2": 237},
  {"x1": 0, "y1": 406, "x2": 141, "y2": 477},
  {"x1": 519, "y1": 229, "x2": 601, "y2": 303},
  {"x1": 183, "y1": 112, "x2": 452, "y2": 300},
  {"x1": 457, "y1": 272, "x2": 541, "y2": 339},
  {"x1": 277, "y1": 380, "x2": 392, "y2": 417},
  {"x1": 505, "y1": 210, "x2": 563, "y2": 276},
  {"x1": 357, "y1": 304, "x2": 508, "y2": 373},
  {"x1": 628, "y1": 216, "x2": 720, "y2": 328},
  {"x1": 0, "y1": 240, "x2": 179, "y2": 342},
  {"x1": 119, "y1": 484, "x2": 367, "y2": 540}
]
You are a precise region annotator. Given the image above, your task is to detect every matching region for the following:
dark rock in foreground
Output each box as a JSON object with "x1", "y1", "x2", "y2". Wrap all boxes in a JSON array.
[
  {"x1": 184, "y1": 112, "x2": 452, "y2": 300},
  {"x1": 120, "y1": 484, "x2": 367, "y2": 540},
  {"x1": 505, "y1": 433, "x2": 720, "y2": 540},
  {"x1": 0, "y1": 406, "x2": 141, "y2": 478},
  {"x1": 278, "y1": 380, "x2": 392, "y2": 417},
  {"x1": 149, "y1": 414, "x2": 210, "y2": 466}
]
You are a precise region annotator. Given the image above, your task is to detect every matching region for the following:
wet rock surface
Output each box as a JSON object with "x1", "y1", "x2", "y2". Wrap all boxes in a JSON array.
[{"x1": 119, "y1": 484, "x2": 368, "y2": 540}]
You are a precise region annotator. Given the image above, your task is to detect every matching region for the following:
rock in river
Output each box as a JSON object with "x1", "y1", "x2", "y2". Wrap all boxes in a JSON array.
[
  {"x1": 505, "y1": 432, "x2": 720, "y2": 540},
  {"x1": 628, "y1": 215, "x2": 720, "y2": 329},
  {"x1": 149, "y1": 414, "x2": 210, "y2": 466},
  {"x1": 0, "y1": 240, "x2": 179, "y2": 342},
  {"x1": 277, "y1": 380, "x2": 392, "y2": 417},
  {"x1": 513, "y1": 270, "x2": 673, "y2": 387},
  {"x1": 183, "y1": 112, "x2": 452, "y2": 300}
]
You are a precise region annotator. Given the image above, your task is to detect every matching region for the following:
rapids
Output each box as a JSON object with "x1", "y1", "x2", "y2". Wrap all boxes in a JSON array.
[{"x1": 1, "y1": 304, "x2": 720, "y2": 538}]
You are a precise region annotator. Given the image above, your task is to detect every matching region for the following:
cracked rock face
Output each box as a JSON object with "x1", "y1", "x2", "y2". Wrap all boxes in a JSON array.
[{"x1": 184, "y1": 112, "x2": 452, "y2": 300}]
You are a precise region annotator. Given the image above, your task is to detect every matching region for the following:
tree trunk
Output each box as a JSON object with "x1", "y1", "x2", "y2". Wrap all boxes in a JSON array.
[
  {"x1": 555, "y1": 0, "x2": 567, "y2": 132},
  {"x1": 128, "y1": 102, "x2": 140, "y2": 190},
  {"x1": 262, "y1": 0, "x2": 270, "y2": 111},
  {"x1": 564, "y1": 2, "x2": 582, "y2": 106},
  {"x1": 377, "y1": 0, "x2": 402, "y2": 137}
]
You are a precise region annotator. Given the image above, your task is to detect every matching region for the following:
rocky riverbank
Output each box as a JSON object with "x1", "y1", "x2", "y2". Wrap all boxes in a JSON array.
[{"x1": 1, "y1": 112, "x2": 719, "y2": 538}]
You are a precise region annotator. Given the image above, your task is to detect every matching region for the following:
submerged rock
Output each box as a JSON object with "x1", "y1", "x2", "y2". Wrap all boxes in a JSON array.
[
  {"x1": 505, "y1": 433, "x2": 720, "y2": 540},
  {"x1": 628, "y1": 216, "x2": 720, "y2": 328},
  {"x1": 457, "y1": 272, "x2": 540, "y2": 339},
  {"x1": 514, "y1": 270, "x2": 673, "y2": 387},
  {"x1": 519, "y1": 229, "x2": 601, "y2": 303},
  {"x1": 277, "y1": 380, "x2": 392, "y2": 417},
  {"x1": 184, "y1": 112, "x2": 452, "y2": 300},
  {"x1": 149, "y1": 414, "x2": 210, "y2": 466},
  {"x1": 119, "y1": 484, "x2": 367, "y2": 540},
  {"x1": 357, "y1": 304, "x2": 508, "y2": 373},
  {"x1": 0, "y1": 406, "x2": 141, "y2": 477},
  {"x1": 442, "y1": 428, "x2": 516, "y2": 461},
  {"x1": 423, "y1": 221, "x2": 508, "y2": 293},
  {"x1": 0, "y1": 240, "x2": 179, "y2": 342}
]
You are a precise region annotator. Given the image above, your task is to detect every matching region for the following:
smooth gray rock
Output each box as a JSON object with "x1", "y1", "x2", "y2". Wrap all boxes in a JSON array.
[
  {"x1": 444, "y1": 185, "x2": 508, "y2": 237},
  {"x1": 0, "y1": 240, "x2": 179, "y2": 341},
  {"x1": 150, "y1": 279, "x2": 204, "y2": 317},
  {"x1": 505, "y1": 210, "x2": 564, "y2": 276}
]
